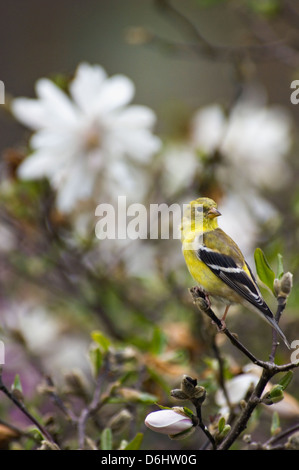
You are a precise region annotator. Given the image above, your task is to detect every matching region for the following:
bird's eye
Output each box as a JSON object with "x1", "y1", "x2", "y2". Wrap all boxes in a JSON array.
[{"x1": 196, "y1": 205, "x2": 203, "y2": 213}]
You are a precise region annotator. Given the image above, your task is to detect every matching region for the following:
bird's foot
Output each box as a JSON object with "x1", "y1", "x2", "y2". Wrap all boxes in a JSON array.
[
  {"x1": 211, "y1": 317, "x2": 226, "y2": 331},
  {"x1": 204, "y1": 293, "x2": 211, "y2": 308}
]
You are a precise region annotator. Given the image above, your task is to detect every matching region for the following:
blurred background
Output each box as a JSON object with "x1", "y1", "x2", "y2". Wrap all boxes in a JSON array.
[{"x1": 0, "y1": 0, "x2": 299, "y2": 451}]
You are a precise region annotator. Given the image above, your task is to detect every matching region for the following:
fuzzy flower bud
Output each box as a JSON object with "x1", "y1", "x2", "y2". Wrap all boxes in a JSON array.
[
  {"x1": 107, "y1": 409, "x2": 133, "y2": 434},
  {"x1": 286, "y1": 431, "x2": 299, "y2": 450},
  {"x1": 179, "y1": 375, "x2": 206, "y2": 406},
  {"x1": 273, "y1": 278, "x2": 281, "y2": 298},
  {"x1": 280, "y1": 272, "x2": 293, "y2": 297},
  {"x1": 144, "y1": 409, "x2": 195, "y2": 439},
  {"x1": 273, "y1": 272, "x2": 293, "y2": 298}
]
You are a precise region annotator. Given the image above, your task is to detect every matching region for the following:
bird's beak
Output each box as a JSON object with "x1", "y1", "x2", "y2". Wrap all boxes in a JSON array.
[{"x1": 207, "y1": 207, "x2": 221, "y2": 218}]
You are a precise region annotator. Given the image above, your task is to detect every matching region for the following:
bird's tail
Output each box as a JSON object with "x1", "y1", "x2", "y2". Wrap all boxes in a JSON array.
[{"x1": 265, "y1": 315, "x2": 291, "y2": 350}]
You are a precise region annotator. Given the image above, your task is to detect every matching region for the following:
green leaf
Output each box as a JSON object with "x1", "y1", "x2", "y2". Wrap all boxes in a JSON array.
[
  {"x1": 218, "y1": 416, "x2": 225, "y2": 433},
  {"x1": 27, "y1": 427, "x2": 44, "y2": 443},
  {"x1": 195, "y1": 0, "x2": 226, "y2": 6},
  {"x1": 278, "y1": 371, "x2": 293, "y2": 391},
  {"x1": 150, "y1": 327, "x2": 167, "y2": 355},
  {"x1": 156, "y1": 403, "x2": 172, "y2": 411},
  {"x1": 91, "y1": 330, "x2": 110, "y2": 352},
  {"x1": 248, "y1": 0, "x2": 281, "y2": 17},
  {"x1": 183, "y1": 407, "x2": 195, "y2": 419},
  {"x1": 277, "y1": 253, "x2": 284, "y2": 280},
  {"x1": 12, "y1": 374, "x2": 23, "y2": 393},
  {"x1": 111, "y1": 390, "x2": 157, "y2": 405},
  {"x1": 137, "y1": 392, "x2": 158, "y2": 404},
  {"x1": 89, "y1": 344, "x2": 103, "y2": 377},
  {"x1": 270, "y1": 411, "x2": 281, "y2": 436},
  {"x1": 269, "y1": 385, "x2": 284, "y2": 403},
  {"x1": 124, "y1": 433, "x2": 143, "y2": 450},
  {"x1": 254, "y1": 248, "x2": 275, "y2": 294},
  {"x1": 101, "y1": 428, "x2": 113, "y2": 451}
]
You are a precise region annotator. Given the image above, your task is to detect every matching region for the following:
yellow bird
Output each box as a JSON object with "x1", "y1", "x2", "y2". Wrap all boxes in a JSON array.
[{"x1": 181, "y1": 197, "x2": 290, "y2": 349}]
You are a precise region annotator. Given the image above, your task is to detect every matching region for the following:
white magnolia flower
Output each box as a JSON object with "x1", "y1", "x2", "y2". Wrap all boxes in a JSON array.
[
  {"x1": 217, "y1": 191, "x2": 278, "y2": 260},
  {"x1": 2, "y1": 300, "x2": 90, "y2": 374},
  {"x1": 216, "y1": 365, "x2": 299, "y2": 419},
  {"x1": 191, "y1": 104, "x2": 226, "y2": 155},
  {"x1": 191, "y1": 92, "x2": 292, "y2": 190},
  {"x1": 215, "y1": 373, "x2": 259, "y2": 409},
  {"x1": 145, "y1": 409, "x2": 194, "y2": 438},
  {"x1": 12, "y1": 62, "x2": 161, "y2": 213},
  {"x1": 161, "y1": 142, "x2": 201, "y2": 197}
]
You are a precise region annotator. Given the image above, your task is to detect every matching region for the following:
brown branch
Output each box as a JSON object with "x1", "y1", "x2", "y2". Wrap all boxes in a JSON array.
[
  {"x1": 264, "y1": 422, "x2": 299, "y2": 449},
  {"x1": 270, "y1": 295, "x2": 288, "y2": 363},
  {"x1": 189, "y1": 286, "x2": 269, "y2": 368},
  {"x1": 211, "y1": 339, "x2": 232, "y2": 409},
  {"x1": 189, "y1": 286, "x2": 298, "y2": 373}
]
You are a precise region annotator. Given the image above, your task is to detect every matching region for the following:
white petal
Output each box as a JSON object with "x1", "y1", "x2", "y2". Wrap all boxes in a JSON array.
[
  {"x1": 17, "y1": 151, "x2": 59, "y2": 180},
  {"x1": 70, "y1": 62, "x2": 107, "y2": 112},
  {"x1": 30, "y1": 130, "x2": 65, "y2": 150},
  {"x1": 11, "y1": 98, "x2": 49, "y2": 130},
  {"x1": 36, "y1": 78, "x2": 78, "y2": 125},
  {"x1": 30, "y1": 128, "x2": 76, "y2": 152},
  {"x1": 94, "y1": 75, "x2": 135, "y2": 113},
  {"x1": 162, "y1": 143, "x2": 199, "y2": 195},
  {"x1": 107, "y1": 160, "x2": 147, "y2": 199},
  {"x1": 112, "y1": 105, "x2": 157, "y2": 128},
  {"x1": 110, "y1": 129, "x2": 161, "y2": 161},
  {"x1": 215, "y1": 374, "x2": 259, "y2": 407},
  {"x1": 145, "y1": 410, "x2": 192, "y2": 435},
  {"x1": 191, "y1": 104, "x2": 226, "y2": 154},
  {"x1": 55, "y1": 159, "x2": 95, "y2": 213}
]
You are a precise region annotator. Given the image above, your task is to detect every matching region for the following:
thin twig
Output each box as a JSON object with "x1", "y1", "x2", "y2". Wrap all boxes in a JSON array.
[
  {"x1": 189, "y1": 286, "x2": 298, "y2": 373},
  {"x1": 0, "y1": 370, "x2": 56, "y2": 445},
  {"x1": 195, "y1": 404, "x2": 216, "y2": 450},
  {"x1": 211, "y1": 339, "x2": 232, "y2": 409},
  {"x1": 151, "y1": 0, "x2": 299, "y2": 68},
  {"x1": 270, "y1": 296, "x2": 287, "y2": 363},
  {"x1": 264, "y1": 422, "x2": 299, "y2": 449},
  {"x1": 154, "y1": 0, "x2": 216, "y2": 57},
  {"x1": 189, "y1": 287, "x2": 268, "y2": 368}
]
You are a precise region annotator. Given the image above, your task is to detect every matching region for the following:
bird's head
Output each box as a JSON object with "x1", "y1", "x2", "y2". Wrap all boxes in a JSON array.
[
  {"x1": 181, "y1": 197, "x2": 221, "y2": 241},
  {"x1": 190, "y1": 197, "x2": 221, "y2": 221}
]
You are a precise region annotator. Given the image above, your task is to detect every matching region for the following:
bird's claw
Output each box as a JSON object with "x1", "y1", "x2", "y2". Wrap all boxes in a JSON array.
[{"x1": 211, "y1": 318, "x2": 226, "y2": 332}]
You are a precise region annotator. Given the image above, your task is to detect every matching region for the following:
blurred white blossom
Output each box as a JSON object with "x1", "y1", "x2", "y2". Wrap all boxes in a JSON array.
[
  {"x1": 217, "y1": 191, "x2": 278, "y2": 261},
  {"x1": 12, "y1": 62, "x2": 161, "y2": 213},
  {"x1": 161, "y1": 142, "x2": 200, "y2": 197},
  {"x1": 191, "y1": 91, "x2": 292, "y2": 190},
  {"x1": 191, "y1": 104, "x2": 226, "y2": 155},
  {"x1": 216, "y1": 364, "x2": 299, "y2": 419},
  {"x1": 215, "y1": 372, "x2": 259, "y2": 410},
  {"x1": 1, "y1": 300, "x2": 90, "y2": 375}
]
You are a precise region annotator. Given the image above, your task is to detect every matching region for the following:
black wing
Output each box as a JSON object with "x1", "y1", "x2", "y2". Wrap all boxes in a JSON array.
[
  {"x1": 197, "y1": 246, "x2": 272, "y2": 318},
  {"x1": 197, "y1": 245, "x2": 291, "y2": 349}
]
